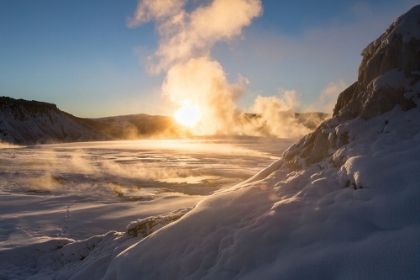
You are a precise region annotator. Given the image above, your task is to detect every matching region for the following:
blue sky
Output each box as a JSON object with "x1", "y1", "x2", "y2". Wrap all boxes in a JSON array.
[{"x1": 0, "y1": 0, "x2": 418, "y2": 117}]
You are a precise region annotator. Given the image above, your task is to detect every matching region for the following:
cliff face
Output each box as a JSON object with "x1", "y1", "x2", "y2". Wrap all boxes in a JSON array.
[
  {"x1": 334, "y1": 6, "x2": 420, "y2": 119},
  {"x1": 283, "y1": 4, "x2": 420, "y2": 169}
]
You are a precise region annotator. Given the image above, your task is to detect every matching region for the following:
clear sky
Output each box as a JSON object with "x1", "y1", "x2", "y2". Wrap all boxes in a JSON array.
[{"x1": 0, "y1": 0, "x2": 418, "y2": 118}]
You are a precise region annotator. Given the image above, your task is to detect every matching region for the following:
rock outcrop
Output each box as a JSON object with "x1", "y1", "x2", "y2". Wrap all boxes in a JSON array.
[{"x1": 283, "y1": 4, "x2": 420, "y2": 170}]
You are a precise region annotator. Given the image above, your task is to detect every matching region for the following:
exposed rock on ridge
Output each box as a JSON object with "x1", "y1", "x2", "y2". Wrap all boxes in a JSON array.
[
  {"x1": 334, "y1": 5, "x2": 420, "y2": 119},
  {"x1": 283, "y1": 4, "x2": 420, "y2": 169}
]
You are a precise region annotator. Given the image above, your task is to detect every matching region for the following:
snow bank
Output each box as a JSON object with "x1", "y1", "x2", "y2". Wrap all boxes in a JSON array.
[
  {"x1": 98, "y1": 5, "x2": 420, "y2": 279},
  {"x1": 101, "y1": 107, "x2": 420, "y2": 280}
]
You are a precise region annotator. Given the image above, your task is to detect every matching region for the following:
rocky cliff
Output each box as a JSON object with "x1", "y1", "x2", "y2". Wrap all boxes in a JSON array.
[{"x1": 283, "y1": 4, "x2": 420, "y2": 169}]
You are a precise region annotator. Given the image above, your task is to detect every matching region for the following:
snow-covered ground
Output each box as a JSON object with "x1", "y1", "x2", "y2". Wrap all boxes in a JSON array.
[
  {"x1": 97, "y1": 107, "x2": 420, "y2": 280},
  {"x1": 3, "y1": 4, "x2": 420, "y2": 280},
  {"x1": 4, "y1": 107, "x2": 420, "y2": 279},
  {"x1": 0, "y1": 137, "x2": 295, "y2": 279}
]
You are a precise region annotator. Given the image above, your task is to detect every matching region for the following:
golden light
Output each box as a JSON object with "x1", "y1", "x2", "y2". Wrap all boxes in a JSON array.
[{"x1": 174, "y1": 102, "x2": 201, "y2": 127}]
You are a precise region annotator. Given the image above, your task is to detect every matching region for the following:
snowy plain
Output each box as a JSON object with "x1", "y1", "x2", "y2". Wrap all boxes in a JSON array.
[{"x1": 0, "y1": 137, "x2": 296, "y2": 279}]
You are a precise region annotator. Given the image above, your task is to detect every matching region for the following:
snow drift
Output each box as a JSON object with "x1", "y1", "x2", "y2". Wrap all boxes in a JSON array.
[{"x1": 99, "y1": 5, "x2": 420, "y2": 279}]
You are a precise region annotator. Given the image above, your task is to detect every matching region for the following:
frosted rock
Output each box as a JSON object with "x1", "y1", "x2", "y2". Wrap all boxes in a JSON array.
[{"x1": 285, "y1": 5, "x2": 420, "y2": 169}]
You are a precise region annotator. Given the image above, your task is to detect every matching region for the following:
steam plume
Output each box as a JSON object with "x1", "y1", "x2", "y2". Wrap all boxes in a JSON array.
[{"x1": 129, "y1": 0, "x2": 326, "y2": 137}]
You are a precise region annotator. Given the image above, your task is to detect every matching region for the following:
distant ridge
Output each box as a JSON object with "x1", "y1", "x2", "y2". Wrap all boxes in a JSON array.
[
  {"x1": 0, "y1": 97, "x2": 105, "y2": 144},
  {"x1": 0, "y1": 97, "x2": 188, "y2": 145},
  {"x1": 88, "y1": 113, "x2": 186, "y2": 140},
  {"x1": 0, "y1": 96, "x2": 329, "y2": 145}
]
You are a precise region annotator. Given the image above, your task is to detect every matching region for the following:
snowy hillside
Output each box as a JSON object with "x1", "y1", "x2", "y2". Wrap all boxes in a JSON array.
[
  {"x1": 0, "y1": 97, "x2": 105, "y2": 144},
  {"x1": 99, "y1": 5, "x2": 420, "y2": 279},
  {"x1": 1, "y1": 4, "x2": 420, "y2": 280}
]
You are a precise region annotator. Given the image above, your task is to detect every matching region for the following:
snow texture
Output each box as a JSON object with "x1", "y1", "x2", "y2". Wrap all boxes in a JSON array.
[
  {"x1": 2, "y1": 4, "x2": 420, "y2": 280},
  {"x1": 100, "y1": 108, "x2": 420, "y2": 280},
  {"x1": 100, "y1": 5, "x2": 420, "y2": 279},
  {"x1": 0, "y1": 138, "x2": 290, "y2": 279}
]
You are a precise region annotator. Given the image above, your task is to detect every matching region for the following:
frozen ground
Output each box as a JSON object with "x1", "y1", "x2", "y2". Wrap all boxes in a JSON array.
[
  {"x1": 100, "y1": 107, "x2": 420, "y2": 280},
  {"x1": 0, "y1": 137, "x2": 295, "y2": 276},
  {"x1": 2, "y1": 5, "x2": 420, "y2": 279},
  {"x1": 4, "y1": 108, "x2": 420, "y2": 280}
]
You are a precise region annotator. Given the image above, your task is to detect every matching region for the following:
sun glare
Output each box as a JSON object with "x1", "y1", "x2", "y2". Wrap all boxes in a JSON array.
[{"x1": 174, "y1": 102, "x2": 201, "y2": 127}]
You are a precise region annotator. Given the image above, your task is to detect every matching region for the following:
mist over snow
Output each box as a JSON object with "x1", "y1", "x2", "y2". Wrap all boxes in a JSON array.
[
  {"x1": 0, "y1": 137, "x2": 293, "y2": 279},
  {"x1": 2, "y1": 2, "x2": 420, "y2": 280}
]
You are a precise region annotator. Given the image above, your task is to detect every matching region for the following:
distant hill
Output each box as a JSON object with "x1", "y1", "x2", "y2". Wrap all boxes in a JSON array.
[
  {"x1": 89, "y1": 114, "x2": 186, "y2": 139},
  {"x1": 0, "y1": 97, "x2": 190, "y2": 145},
  {"x1": 0, "y1": 97, "x2": 106, "y2": 144},
  {"x1": 0, "y1": 96, "x2": 330, "y2": 145}
]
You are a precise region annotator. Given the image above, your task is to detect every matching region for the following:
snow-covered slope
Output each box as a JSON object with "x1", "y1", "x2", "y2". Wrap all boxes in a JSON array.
[
  {"x1": 97, "y1": 5, "x2": 420, "y2": 279},
  {"x1": 2, "y1": 5, "x2": 420, "y2": 280},
  {"x1": 0, "y1": 97, "x2": 105, "y2": 144}
]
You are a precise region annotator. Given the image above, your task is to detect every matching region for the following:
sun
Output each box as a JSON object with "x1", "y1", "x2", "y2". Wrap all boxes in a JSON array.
[{"x1": 174, "y1": 102, "x2": 201, "y2": 127}]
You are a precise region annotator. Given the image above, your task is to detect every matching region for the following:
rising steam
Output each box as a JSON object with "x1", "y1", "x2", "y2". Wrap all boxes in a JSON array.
[{"x1": 129, "y1": 0, "x2": 326, "y2": 137}]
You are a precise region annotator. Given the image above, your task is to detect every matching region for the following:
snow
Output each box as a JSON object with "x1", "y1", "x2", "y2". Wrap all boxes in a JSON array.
[
  {"x1": 361, "y1": 34, "x2": 384, "y2": 57},
  {"x1": 371, "y1": 68, "x2": 411, "y2": 91},
  {"x1": 3, "y1": 112, "x2": 420, "y2": 279},
  {"x1": 388, "y1": 4, "x2": 420, "y2": 43},
  {"x1": 102, "y1": 106, "x2": 420, "y2": 280},
  {"x1": 2, "y1": 4, "x2": 420, "y2": 280},
  {"x1": 362, "y1": 4, "x2": 420, "y2": 56},
  {"x1": 0, "y1": 137, "x2": 294, "y2": 279}
]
